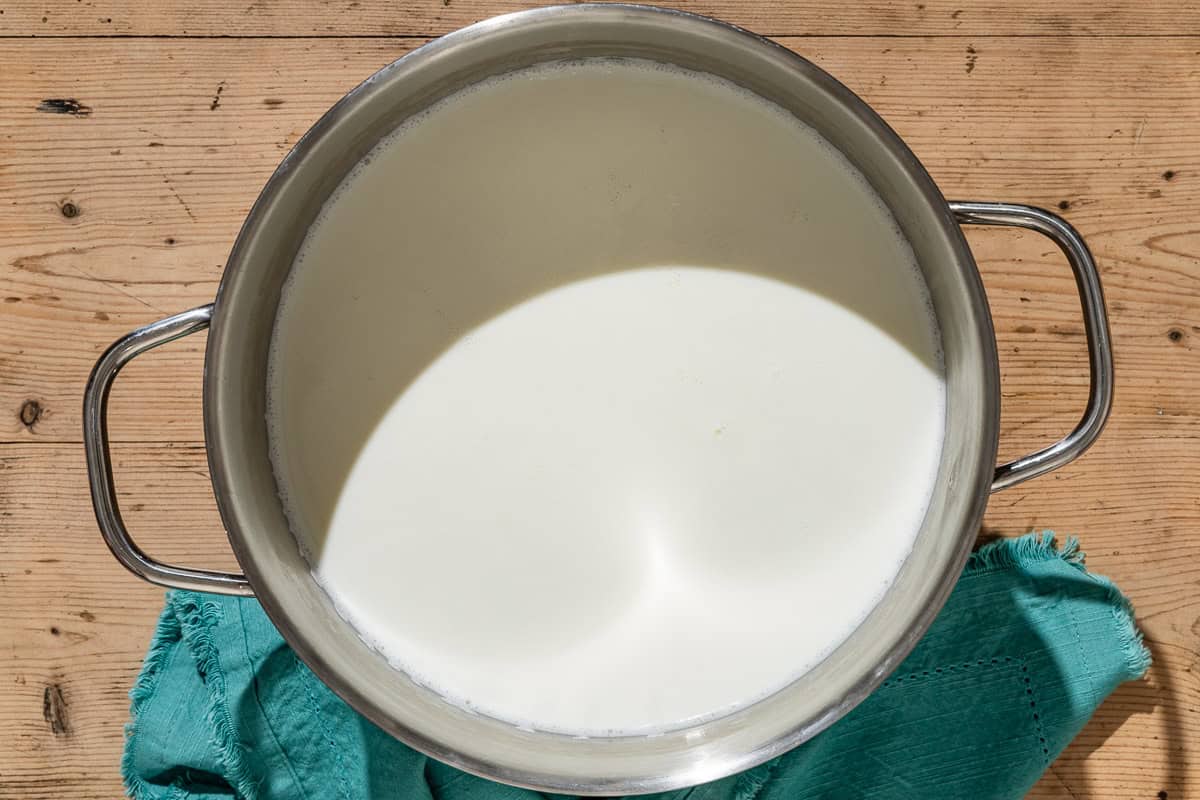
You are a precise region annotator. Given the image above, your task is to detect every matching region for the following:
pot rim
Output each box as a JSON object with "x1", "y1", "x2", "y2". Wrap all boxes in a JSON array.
[{"x1": 202, "y1": 4, "x2": 998, "y2": 794}]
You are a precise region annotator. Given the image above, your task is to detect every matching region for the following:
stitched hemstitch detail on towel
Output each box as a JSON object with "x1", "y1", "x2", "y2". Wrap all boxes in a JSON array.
[
  {"x1": 1068, "y1": 603, "x2": 1098, "y2": 711},
  {"x1": 882, "y1": 656, "x2": 1050, "y2": 765},
  {"x1": 1018, "y1": 661, "x2": 1051, "y2": 764},
  {"x1": 881, "y1": 655, "x2": 1017, "y2": 688},
  {"x1": 237, "y1": 603, "x2": 309, "y2": 800},
  {"x1": 294, "y1": 651, "x2": 354, "y2": 800}
]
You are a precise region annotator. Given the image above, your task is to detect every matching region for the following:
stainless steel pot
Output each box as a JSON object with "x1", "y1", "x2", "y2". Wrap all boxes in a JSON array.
[{"x1": 84, "y1": 5, "x2": 1113, "y2": 794}]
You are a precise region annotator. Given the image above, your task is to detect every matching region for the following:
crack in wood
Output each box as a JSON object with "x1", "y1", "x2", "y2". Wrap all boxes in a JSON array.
[
  {"x1": 36, "y1": 98, "x2": 92, "y2": 116},
  {"x1": 41, "y1": 684, "x2": 70, "y2": 737}
]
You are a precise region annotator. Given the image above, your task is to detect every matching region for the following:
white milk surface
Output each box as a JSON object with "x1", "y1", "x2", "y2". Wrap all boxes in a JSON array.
[{"x1": 268, "y1": 59, "x2": 946, "y2": 734}]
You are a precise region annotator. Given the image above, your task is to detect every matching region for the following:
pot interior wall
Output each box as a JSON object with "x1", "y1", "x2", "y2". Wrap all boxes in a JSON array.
[{"x1": 203, "y1": 5, "x2": 999, "y2": 793}]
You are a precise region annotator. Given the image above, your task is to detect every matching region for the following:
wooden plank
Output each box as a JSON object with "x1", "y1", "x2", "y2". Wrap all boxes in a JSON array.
[
  {"x1": 0, "y1": 444, "x2": 233, "y2": 800},
  {"x1": 0, "y1": 439, "x2": 1196, "y2": 798},
  {"x1": 1, "y1": 22, "x2": 1198, "y2": 800},
  {"x1": 3, "y1": 0, "x2": 1200, "y2": 38},
  {"x1": 1, "y1": 36, "x2": 1197, "y2": 446}
]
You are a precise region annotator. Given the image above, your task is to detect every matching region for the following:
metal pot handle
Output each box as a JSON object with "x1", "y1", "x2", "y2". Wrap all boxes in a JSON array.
[
  {"x1": 83, "y1": 303, "x2": 253, "y2": 596},
  {"x1": 949, "y1": 201, "x2": 1114, "y2": 493},
  {"x1": 85, "y1": 203, "x2": 1109, "y2": 591}
]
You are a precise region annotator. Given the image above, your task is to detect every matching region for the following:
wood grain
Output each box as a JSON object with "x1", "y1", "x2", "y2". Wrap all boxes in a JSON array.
[
  {"x1": 0, "y1": 5, "x2": 1197, "y2": 799},
  {"x1": 2, "y1": 36, "x2": 1198, "y2": 445},
  {"x1": 3, "y1": 0, "x2": 1200, "y2": 38},
  {"x1": 0, "y1": 444, "x2": 234, "y2": 800}
]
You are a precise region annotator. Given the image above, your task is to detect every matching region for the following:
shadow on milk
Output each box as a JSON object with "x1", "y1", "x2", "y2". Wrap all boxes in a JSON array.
[
  {"x1": 264, "y1": 60, "x2": 949, "y2": 726},
  {"x1": 267, "y1": 89, "x2": 945, "y2": 568}
]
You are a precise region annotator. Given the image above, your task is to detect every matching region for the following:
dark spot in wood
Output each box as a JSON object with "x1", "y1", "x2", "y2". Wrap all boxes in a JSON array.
[
  {"x1": 1158, "y1": 792, "x2": 1168, "y2": 800},
  {"x1": 19, "y1": 399, "x2": 43, "y2": 429},
  {"x1": 110, "y1": 148, "x2": 122, "y2": 155},
  {"x1": 60, "y1": 201, "x2": 79, "y2": 218},
  {"x1": 915, "y1": 3, "x2": 924, "y2": 9},
  {"x1": 263, "y1": 98, "x2": 285, "y2": 107},
  {"x1": 1057, "y1": 199, "x2": 1071, "y2": 210},
  {"x1": 951, "y1": 9, "x2": 962, "y2": 18},
  {"x1": 165, "y1": 237, "x2": 176, "y2": 245},
  {"x1": 965, "y1": 45, "x2": 977, "y2": 74},
  {"x1": 210, "y1": 81, "x2": 225, "y2": 111},
  {"x1": 94, "y1": 310, "x2": 109, "y2": 321},
  {"x1": 4, "y1": 296, "x2": 21, "y2": 303},
  {"x1": 1162, "y1": 170, "x2": 1176, "y2": 181},
  {"x1": 1019, "y1": 296, "x2": 1031, "y2": 303},
  {"x1": 37, "y1": 98, "x2": 92, "y2": 117},
  {"x1": 41, "y1": 15, "x2": 46, "y2": 21},
  {"x1": 78, "y1": 610, "x2": 96, "y2": 622},
  {"x1": 1168, "y1": 328, "x2": 1184, "y2": 343},
  {"x1": 148, "y1": 141, "x2": 164, "y2": 147},
  {"x1": 130, "y1": 503, "x2": 145, "y2": 512},
  {"x1": 1015, "y1": 325, "x2": 1036, "y2": 334},
  {"x1": 43, "y1": 684, "x2": 70, "y2": 736},
  {"x1": 49, "y1": 627, "x2": 60, "y2": 636},
  {"x1": 104, "y1": 16, "x2": 111, "y2": 22},
  {"x1": 1149, "y1": 188, "x2": 1163, "y2": 198}
]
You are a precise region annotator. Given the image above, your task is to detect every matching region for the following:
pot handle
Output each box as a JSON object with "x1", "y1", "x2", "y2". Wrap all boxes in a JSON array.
[
  {"x1": 83, "y1": 304, "x2": 253, "y2": 596},
  {"x1": 949, "y1": 201, "x2": 1114, "y2": 493}
]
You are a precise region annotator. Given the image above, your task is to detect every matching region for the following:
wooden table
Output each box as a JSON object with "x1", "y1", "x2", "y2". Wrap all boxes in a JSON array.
[{"x1": 1, "y1": 1, "x2": 1197, "y2": 797}]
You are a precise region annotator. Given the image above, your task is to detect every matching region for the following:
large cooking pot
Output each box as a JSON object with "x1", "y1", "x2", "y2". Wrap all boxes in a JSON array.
[{"x1": 83, "y1": 5, "x2": 1113, "y2": 794}]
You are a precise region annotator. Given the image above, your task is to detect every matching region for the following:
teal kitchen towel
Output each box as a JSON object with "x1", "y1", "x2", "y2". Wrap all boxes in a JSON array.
[{"x1": 123, "y1": 533, "x2": 1150, "y2": 800}]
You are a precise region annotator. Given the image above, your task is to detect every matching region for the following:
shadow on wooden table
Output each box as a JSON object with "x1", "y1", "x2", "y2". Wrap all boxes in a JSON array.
[
  {"x1": 1039, "y1": 636, "x2": 1185, "y2": 800},
  {"x1": 977, "y1": 527, "x2": 1181, "y2": 799}
]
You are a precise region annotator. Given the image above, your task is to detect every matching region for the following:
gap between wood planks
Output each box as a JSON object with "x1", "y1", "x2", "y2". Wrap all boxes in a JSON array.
[{"x1": 4, "y1": 32, "x2": 1200, "y2": 40}]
